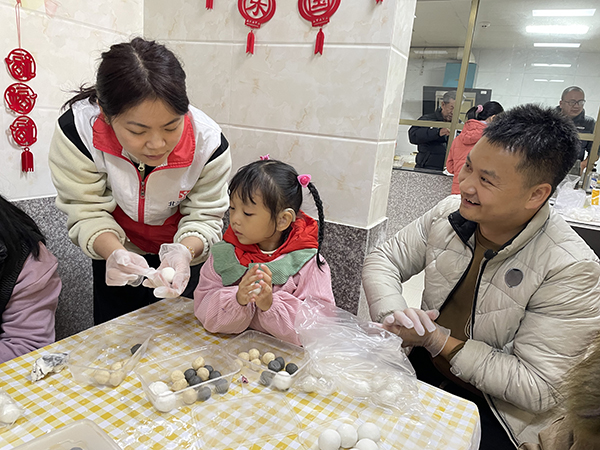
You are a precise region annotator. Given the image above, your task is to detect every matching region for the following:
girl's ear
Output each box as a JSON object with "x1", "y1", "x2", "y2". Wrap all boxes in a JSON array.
[{"x1": 276, "y1": 208, "x2": 296, "y2": 231}]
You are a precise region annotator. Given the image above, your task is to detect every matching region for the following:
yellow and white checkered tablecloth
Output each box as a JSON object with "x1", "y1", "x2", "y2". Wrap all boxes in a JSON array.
[{"x1": 0, "y1": 297, "x2": 480, "y2": 449}]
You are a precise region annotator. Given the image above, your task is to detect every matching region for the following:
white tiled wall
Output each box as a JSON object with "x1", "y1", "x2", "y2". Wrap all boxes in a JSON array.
[{"x1": 0, "y1": 0, "x2": 143, "y2": 200}]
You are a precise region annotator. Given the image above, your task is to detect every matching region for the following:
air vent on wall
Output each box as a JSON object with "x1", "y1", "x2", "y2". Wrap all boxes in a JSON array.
[{"x1": 410, "y1": 47, "x2": 476, "y2": 63}]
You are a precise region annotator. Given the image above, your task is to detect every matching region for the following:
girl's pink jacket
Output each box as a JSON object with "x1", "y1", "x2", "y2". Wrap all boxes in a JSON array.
[
  {"x1": 446, "y1": 119, "x2": 488, "y2": 194},
  {"x1": 194, "y1": 254, "x2": 335, "y2": 345}
]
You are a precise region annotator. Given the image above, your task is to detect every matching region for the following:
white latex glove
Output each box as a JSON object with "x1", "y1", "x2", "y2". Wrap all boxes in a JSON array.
[
  {"x1": 382, "y1": 308, "x2": 439, "y2": 336},
  {"x1": 143, "y1": 243, "x2": 192, "y2": 298},
  {"x1": 394, "y1": 323, "x2": 451, "y2": 358},
  {"x1": 105, "y1": 249, "x2": 153, "y2": 287}
]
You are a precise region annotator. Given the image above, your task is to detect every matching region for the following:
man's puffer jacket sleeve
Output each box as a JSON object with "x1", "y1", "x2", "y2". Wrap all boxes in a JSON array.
[
  {"x1": 48, "y1": 121, "x2": 126, "y2": 259},
  {"x1": 175, "y1": 146, "x2": 232, "y2": 263},
  {"x1": 362, "y1": 196, "x2": 456, "y2": 322},
  {"x1": 451, "y1": 259, "x2": 600, "y2": 413}
]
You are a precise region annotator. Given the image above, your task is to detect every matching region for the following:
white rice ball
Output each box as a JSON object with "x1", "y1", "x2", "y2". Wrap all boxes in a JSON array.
[
  {"x1": 318, "y1": 429, "x2": 341, "y2": 450},
  {"x1": 337, "y1": 423, "x2": 358, "y2": 448},
  {"x1": 357, "y1": 422, "x2": 381, "y2": 442}
]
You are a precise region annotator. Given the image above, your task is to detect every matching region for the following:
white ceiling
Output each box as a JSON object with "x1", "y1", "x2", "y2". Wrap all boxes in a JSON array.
[{"x1": 412, "y1": 0, "x2": 600, "y2": 50}]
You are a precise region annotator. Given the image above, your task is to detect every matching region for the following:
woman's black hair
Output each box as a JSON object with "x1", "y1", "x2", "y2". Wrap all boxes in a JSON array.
[
  {"x1": 0, "y1": 195, "x2": 45, "y2": 281},
  {"x1": 63, "y1": 37, "x2": 189, "y2": 119},
  {"x1": 228, "y1": 159, "x2": 326, "y2": 269},
  {"x1": 466, "y1": 101, "x2": 504, "y2": 121}
]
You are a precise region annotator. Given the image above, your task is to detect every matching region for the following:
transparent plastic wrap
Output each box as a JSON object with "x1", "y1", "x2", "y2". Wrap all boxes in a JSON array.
[
  {"x1": 295, "y1": 297, "x2": 423, "y2": 416},
  {"x1": 554, "y1": 174, "x2": 586, "y2": 212},
  {"x1": 0, "y1": 389, "x2": 24, "y2": 428}
]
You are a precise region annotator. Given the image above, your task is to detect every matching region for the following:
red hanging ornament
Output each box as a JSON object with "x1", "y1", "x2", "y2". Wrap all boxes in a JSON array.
[
  {"x1": 376, "y1": 0, "x2": 383, "y2": 3},
  {"x1": 4, "y1": 82, "x2": 37, "y2": 114},
  {"x1": 4, "y1": 48, "x2": 36, "y2": 82},
  {"x1": 238, "y1": 0, "x2": 276, "y2": 55},
  {"x1": 21, "y1": 148, "x2": 34, "y2": 172},
  {"x1": 10, "y1": 115, "x2": 37, "y2": 148},
  {"x1": 298, "y1": 0, "x2": 341, "y2": 55},
  {"x1": 206, "y1": 0, "x2": 213, "y2": 9}
]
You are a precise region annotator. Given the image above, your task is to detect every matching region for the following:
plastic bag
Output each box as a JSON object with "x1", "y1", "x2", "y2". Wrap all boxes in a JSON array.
[
  {"x1": 0, "y1": 389, "x2": 24, "y2": 427},
  {"x1": 554, "y1": 174, "x2": 586, "y2": 212},
  {"x1": 294, "y1": 297, "x2": 423, "y2": 416}
]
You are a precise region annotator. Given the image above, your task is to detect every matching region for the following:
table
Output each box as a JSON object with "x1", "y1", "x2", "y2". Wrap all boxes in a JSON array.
[{"x1": 0, "y1": 298, "x2": 480, "y2": 449}]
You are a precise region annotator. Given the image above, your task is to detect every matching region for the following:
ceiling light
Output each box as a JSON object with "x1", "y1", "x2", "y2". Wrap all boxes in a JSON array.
[
  {"x1": 534, "y1": 43, "x2": 581, "y2": 48},
  {"x1": 527, "y1": 25, "x2": 589, "y2": 34},
  {"x1": 534, "y1": 79, "x2": 548, "y2": 82},
  {"x1": 531, "y1": 63, "x2": 572, "y2": 67},
  {"x1": 549, "y1": 79, "x2": 565, "y2": 82},
  {"x1": 412, "y1": 49, "x2": 448, "y2": 55},
  {"x1": 533, "y1": 9, "x2": 595, "y2": 17}
]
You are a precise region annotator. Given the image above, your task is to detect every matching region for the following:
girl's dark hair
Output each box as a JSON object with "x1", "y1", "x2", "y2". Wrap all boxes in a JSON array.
[
  {"x1": 466, "y1": 101, "x2": 504, "y2": 121},
  {"x1": 0, "y1": 195, "x2": 45, "y2": 281},
  {"x1": 64, "y1": 37, "x2": 189, "y2": 119},
  {"x1": 228, "y1": 159, "x2": 326, "y2": 269}
]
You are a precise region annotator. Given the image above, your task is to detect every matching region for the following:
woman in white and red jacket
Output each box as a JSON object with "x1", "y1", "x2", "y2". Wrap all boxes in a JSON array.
[{"x1": 49, "y1": 38, "x2": 231, "y2": 324}]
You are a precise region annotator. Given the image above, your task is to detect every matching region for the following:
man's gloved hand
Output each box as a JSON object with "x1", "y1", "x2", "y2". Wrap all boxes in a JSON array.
[
  {"x1": 105, "y1": 249, "x2": 152, "y2": 287},
  {"x1": 382, "y1": 308, "x2": 450, "y2": 357},
  {"x1": 143, "y1": 243, "x2": 192, "y2": 298}
]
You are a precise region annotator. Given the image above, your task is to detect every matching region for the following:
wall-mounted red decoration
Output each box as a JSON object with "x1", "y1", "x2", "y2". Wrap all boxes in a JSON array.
[
  {"x1": 10, "y1": 115, "x2": 37, "y2": 148},
  {"x1": 298, "y1": 0, "x2": 341, "y2": 55},
  {"x1": 4, "y1": 48, "x2": 36, "y2": 82},
  {"x1": 206, "y1": 0, "x2": 213, "y2": 9},
  {"x1": 238, "y1": 0, "x2": 276, "y2": 54},
  {"x1": 4, "y1": 83, "x2": 37, "y2": 114}
]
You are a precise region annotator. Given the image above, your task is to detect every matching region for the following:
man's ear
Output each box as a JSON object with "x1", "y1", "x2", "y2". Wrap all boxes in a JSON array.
[
  {"x1": 526, "y1": 183, "x2": 552, "y2": 210},
  {"x1": 276, "y1": 208, "x2": 296, "y2": 231}
]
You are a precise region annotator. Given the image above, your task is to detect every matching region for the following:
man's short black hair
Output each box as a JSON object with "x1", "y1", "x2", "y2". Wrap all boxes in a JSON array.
[{"x1": 483, "y1": 104, "x2": 579, "y2": 192}]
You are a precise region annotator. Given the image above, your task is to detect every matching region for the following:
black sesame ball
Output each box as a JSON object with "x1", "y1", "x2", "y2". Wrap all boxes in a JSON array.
[
  {"x1": 267, "y1": 360, "x2": 282, "y2": 372},
  {"x1": 274, "y1": 356, "x2": 285, "y2": 367},
  {"x1": 208, "y1": 370, "x2": 222, "y2": 380},
  {"x1": 260, "y1": 371, "x2": 275, "y2": 386},
  {"x1": 215, "y1": 378, "x2": 229, "y2": 394},
  {"x1": 188, "y1": 375, "x2": 202, "y2": 386},
  {"x1": 130, "y1": 344, "x2": 142, "y2": 355},
  {"x1": 184, "y1": 368, "x2": 197, "y2": 380},
  {"x1": 196, "y1": 386, "x2": 211, "y2": 402},
  {"x1": 285, "y1": 363, "x2": 299, "y2": 375},
  {"x1": 204, "y1": 365, "x2": 214, "y2": 373}
]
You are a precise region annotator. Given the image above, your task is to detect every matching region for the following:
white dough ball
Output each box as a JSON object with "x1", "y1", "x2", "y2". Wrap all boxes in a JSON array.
[
  {"x1": 161, "y1": 267, "x2": 176, "y2": 283},
  {"x1": 182, "y1": 388, "x2": 197, "y2": 405},
  {"x1": 0, "y1": 403, "x2": 21, "y2": 424},
  {"x1": 154, "y1": 392, "x2": 177, "y2": 412},
  {"x1": 352, "y1": 380, "x2": 371, "y2": 397},
  {"x1": 337, "y1": 423, "x2": 358, "y2": 448},
  {"x1": 149, "y1": 381, "x2": 170, "y2": 395},
  {"x1": 238, "y1": 352, "x2": 250, "y2": 361},
  {"x1": 318, "y1": 429, "x2": 341, "y2": 450},
  {"x1": 196, "y1": 367, "x2": 210, "y2": 381},
  {"x1": 192, "y1": 356, "x2": 205, "y2": 370},
  {"x1": 354, "y1": 438, "x2": 379, "y2": 450},
  {"x1": 170, "y1": 370, "x2": 185, "y2": 382},
  {"x1": 300, "y1": 375, "x2": 318, "y2": 393},
  {"x1": 272, "y1": 371, "x2": 292, "y2": 391},
  {"x1": 248, "y1": 348, "x2": 260, "y2": 360},
  {"x1": 357, "y1": 423, "x2": 381, "y2": 442},
  {"x1": 262, "y1": 352, "x2": 275, "y2": 365}
]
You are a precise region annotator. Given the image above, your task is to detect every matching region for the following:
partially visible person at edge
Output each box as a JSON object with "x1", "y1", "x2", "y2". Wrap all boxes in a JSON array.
[
  {"x1": 362, "y1": 104, "x2": 600, "y2": 449},
  {"x1": 409, "y1": 91, "x2": 456, "y2": 171},
  {"x1": 49, "y1": 37, "x2": 231, "y2": 324},
  {"x1": 556, "y1": 86, "x2": 595, "y2": 174},
  {"x1": 520, "y1": 332, "x2": 600, "y2": 450},
  {"x1": 0, "y1": 195, "x2": 61, "y2": 363},
  {"x1": 447, "y1": 101, "x2": 504, "y2": 194}
]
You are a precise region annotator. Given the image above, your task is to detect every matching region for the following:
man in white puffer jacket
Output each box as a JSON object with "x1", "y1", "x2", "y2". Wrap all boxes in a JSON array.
[{"x1": 363, "y1": 104, "x2": 600, "y2": 448}]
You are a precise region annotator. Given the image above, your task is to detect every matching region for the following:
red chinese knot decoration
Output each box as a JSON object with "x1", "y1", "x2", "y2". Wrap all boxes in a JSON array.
[
  {"x1": 4, "y1": 48, "x2": 36, "y2": 82},
  {"x1": 4, "y1": 83, "x2": 37, "y2": 114},
  {"x1": 238, "y1": 0, "x2": 276, "y2": 54},
  {"x1": 298, "y1": 0, "x2": 341, "y2": 55},
  {"x1": 4, "y1": 0, "x2": 36, "y2": 172}
]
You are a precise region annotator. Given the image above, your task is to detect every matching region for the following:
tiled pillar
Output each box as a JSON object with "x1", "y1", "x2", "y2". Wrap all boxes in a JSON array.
[{"x1": 145, "y1": 0, "x2": 417, "y2": 313}]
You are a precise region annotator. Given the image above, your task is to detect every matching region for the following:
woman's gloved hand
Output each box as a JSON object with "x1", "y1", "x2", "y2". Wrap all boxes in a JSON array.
[
  {"x1": 143, "y1": 243, "x2": 192, "y2": 298},
  {"x1": 105, "y1": 249, "x2": 152, "y2": 287}
]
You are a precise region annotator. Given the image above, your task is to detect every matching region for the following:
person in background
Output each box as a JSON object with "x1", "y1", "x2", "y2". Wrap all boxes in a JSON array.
[
  {"x1": 363, "y1": 105, "x2": 600, "y2": 449},
  {"x1": 194, "y1": 158, "x2": 335, "y2": 345},
  {"x1": 409, "y1": 91, "x2": 456, "y2": 171},
  {"x1": 557, "y1": 86, "x2": 595, "y2": 174},
  {"x1": 446, "y1": 101, "x2": 504, "y2": 194},
  {"x1": 519, "y1": 332, "x2": 600, "y2": 450},
  {"x1": 49, "y1": 38, "x2": 231, "y2": 324},
  {"x1": 0, "y1": 195, "x2": 61, "y2": 363}
]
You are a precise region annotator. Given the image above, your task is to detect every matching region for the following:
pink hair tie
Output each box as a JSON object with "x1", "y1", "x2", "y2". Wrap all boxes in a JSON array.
[
  {"x1": 297, "y1": 174, "x2": 311, "y2": 188},
  {"x1": 476, "y1": 104, "x2": 483, "y2": 114},
  {"x1": 259, "y1": 154, "x2": 270, "y2": 160}
]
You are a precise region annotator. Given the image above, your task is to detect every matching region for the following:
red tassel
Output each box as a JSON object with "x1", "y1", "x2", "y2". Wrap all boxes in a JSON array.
[
  {"x1": 315, "y1": 28, "x2": 324, "y2": 55},
  {"x1": 21, "y1": 148, "x2": 33, "y2": 172},
  {"x1": 246, "y1": 30, "x2": 255, "y2": 54},
  {"x1": 206, "y1": 0, "x2": 213, "y2": 9},
  {"x1": 376, "y1": 0, "x2": 383, "y2": 3}
]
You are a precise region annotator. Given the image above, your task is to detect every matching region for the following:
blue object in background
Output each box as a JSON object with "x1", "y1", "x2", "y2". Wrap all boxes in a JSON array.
[{"x1": 443, "y1": 63, "x2": 476, "y2": 88}]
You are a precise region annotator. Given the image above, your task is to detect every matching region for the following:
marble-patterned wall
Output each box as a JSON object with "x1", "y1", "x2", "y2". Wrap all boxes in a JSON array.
[
  {"x1": 0, "y1": 0, "x2": 143, "y2": 201},
  {"x1": 145, "y1": 0, "x2": 417, "y2": 229}
]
